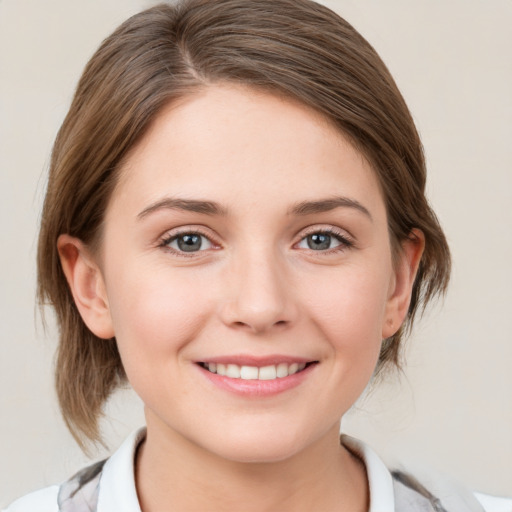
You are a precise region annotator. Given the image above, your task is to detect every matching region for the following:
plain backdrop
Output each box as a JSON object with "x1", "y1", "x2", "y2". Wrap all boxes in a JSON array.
[{"x1": 1, "y1": 0, "x2": 511, "y2": 506}]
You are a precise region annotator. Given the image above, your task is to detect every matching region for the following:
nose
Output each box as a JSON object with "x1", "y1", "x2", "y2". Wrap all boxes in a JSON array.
[{"x1": 219, "y1": 250, "x2": 297, "y2": 334}]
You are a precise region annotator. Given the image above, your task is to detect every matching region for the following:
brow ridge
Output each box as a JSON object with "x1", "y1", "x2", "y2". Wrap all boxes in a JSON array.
[
  {"x1": 138, "y1": 196, "x2": 371, "y2": 220},
  {"x1": 137, "y1": 198, "x2": 227, "y2": 219},
  {"x1": 290, "y1": 196, "x2": 372, "y2": 220}
]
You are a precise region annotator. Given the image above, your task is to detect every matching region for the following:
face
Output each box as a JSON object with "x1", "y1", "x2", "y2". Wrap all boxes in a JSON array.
[{"x1": 65, "y1": 85, "x2": 419, "y2": 463}]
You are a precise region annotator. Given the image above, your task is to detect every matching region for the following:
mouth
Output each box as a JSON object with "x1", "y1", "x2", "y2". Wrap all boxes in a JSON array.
[{"x1": 197, "y1": 361, "x2": 317, "y2": 381}]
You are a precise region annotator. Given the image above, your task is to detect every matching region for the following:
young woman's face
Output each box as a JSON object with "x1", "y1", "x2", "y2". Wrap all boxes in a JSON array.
[{"x1": 91, "y1": 85, "x2": 413, "y2": 463}]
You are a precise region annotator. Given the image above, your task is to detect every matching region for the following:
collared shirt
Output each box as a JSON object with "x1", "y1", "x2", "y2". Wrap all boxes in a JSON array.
[{"x1": 4, "y1": 428, "x2": 511, "y2": 511}]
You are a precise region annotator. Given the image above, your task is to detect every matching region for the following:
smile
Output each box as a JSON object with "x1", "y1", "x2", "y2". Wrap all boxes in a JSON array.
[
  {"x1": 196, "y1": 356, "x2": 318, "y2": 397},
  {"x1": 199, "y1": 362, "x2": 311, "y2": 380}
]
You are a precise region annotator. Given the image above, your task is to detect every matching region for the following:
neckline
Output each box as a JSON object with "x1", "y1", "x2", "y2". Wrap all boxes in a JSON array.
[{"x1": 97, "y1": 428, "x2": 395, "y2": 512}]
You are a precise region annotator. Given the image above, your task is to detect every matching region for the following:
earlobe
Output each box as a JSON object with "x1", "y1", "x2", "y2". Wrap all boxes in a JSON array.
[
  {"x1": 57, "y1": 234, "x2": 115, "y2": 339},
  {"x1": 382, "y1": 229, "x2": 425, "y2": 339}
]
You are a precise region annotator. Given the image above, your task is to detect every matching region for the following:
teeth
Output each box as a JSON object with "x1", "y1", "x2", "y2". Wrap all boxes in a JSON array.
[
  {"x1": 276, "y1": 363, "x2": 288, "y2": 378},
  {"x1": 259, "y1": 365, "x2": 277, "y2": 380},
  {"x1": 240, "y1": 366, "x2": 259, "y2": 380},
  {"x1": 226, "y1": 364, "x2": 241, "y2": 378},
  {"x1": 288, "y1": 363, "x2": 299, "y2": 375},
  {"x1": 202, "y1": 362, "x2": 310, "y2": 380}
]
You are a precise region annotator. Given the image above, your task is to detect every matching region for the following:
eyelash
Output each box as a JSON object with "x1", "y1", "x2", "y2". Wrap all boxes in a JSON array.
[
  {"x1": 158, "y1": 226, "x2": 354, "y2": 257},
  {"x1": 159, "y1": 228, "x2": 218, "y2": 258},
  {"x1": 295, "y1": 227, "x2": 355, "y2": 254}
]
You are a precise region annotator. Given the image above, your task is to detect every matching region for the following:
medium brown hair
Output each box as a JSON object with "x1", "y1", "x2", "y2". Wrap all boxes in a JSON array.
[{"x1": 37, "y1": 0, "x2": 451, "y2": 449}]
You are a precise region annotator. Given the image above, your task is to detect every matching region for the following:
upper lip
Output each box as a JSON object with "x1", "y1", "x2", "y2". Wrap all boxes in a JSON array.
[{"x1": 196, "y1": 355, "x2": 317, "y2": 366}]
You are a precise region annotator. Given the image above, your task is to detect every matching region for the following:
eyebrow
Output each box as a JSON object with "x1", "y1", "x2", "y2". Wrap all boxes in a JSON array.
[
  {"x1": 289, "y1": 196, "x2": 372, "y2": 220},
  {"x1": 137, "y1": 198, "x2": 227, "y2": 219},
  {"x1": 137, "y1": 195, "x2": 372, "y2": 221}
]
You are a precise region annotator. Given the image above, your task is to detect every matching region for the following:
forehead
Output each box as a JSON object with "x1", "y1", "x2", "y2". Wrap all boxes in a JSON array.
[{"x1": 112, "y1": 84, "x2": 384, "y2": 218}]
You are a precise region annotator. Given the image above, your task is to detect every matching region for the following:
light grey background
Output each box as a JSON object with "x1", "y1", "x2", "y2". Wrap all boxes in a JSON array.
[{"x1": 1, "y1": 0, "x2": 511, "y2": 506}]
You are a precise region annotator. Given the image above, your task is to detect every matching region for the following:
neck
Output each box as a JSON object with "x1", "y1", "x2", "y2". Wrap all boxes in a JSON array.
[{"x1": 135, "y1": 417, "x2": 368, "y2": 512}]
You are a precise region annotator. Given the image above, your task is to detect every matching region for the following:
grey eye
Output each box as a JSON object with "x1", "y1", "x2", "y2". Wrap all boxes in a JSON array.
[
  {"x1": 168, "y1": 234, "x2": 213, "y2": 252},
  {"x1": 306, "y1": 233, "x2": 332, "y2": 250},
  {"x1": 297, "y1": 232, "x2": 343, "y2": 251}
]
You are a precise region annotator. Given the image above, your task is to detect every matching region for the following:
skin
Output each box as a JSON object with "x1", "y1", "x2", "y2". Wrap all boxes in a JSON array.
[{"x1": 59, "y1": 85, "x2": 424, "y2": 511}]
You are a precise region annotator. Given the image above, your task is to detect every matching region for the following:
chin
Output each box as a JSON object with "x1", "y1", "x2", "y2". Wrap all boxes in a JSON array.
[
  {"x1": 199, "y1": 423, "x2": 320, "y2": 464},
  {"x1": 216, "y1": 440, "x2": 302, "y2": 464}
]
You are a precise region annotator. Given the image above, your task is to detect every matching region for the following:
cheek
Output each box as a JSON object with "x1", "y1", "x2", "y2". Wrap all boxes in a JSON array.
[
  {"x1": 302, "y1": 264, "x2": 390, "y2": 360},
  {"x1": 104, "y1": 267, "x2": 212, "y2": 376}
]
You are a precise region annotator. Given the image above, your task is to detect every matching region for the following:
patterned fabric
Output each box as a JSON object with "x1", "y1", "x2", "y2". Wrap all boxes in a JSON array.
[
  {"x1": 57, "y1": 459, "x2": 106, "y2": 512},
  {"x1": 56, "y1": 459, "x2": 482, "y2": 512},
  {"x1": 392, "y1": 470, "x2": 449, "y2": 511}
]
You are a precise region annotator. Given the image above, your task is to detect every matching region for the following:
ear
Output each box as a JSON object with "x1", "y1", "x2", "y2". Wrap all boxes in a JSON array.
[
  {"x1": 57, "y1": 234, "x2": 115, "y2": 339},
  {"x1": 382, "y1": 229, "x2": 425, "y2": 339}
]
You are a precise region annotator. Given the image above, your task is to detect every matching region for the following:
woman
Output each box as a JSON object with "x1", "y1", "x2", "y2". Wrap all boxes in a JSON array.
[{"x1": 3, "y1": 0, "x2": 510, "y2": 510}]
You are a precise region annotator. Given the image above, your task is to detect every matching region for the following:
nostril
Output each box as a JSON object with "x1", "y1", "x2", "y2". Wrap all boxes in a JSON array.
[{"x1": 229, "y1": 318, "x2": 288, "y2": 333}]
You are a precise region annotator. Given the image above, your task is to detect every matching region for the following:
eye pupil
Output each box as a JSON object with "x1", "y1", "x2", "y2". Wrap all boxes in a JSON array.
[
  {"x1": 307, "y1": 233, "x2": 331, "y2": 250},
  {"x1": 177, "y1": 234, "x2": 202, "y2": 252}
]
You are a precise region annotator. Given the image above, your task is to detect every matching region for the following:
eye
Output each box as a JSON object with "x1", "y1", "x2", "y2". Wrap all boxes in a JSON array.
[
  {"x1": 296, "y1": 230, "x2": 352, "y2": 252},
  {"x1": 164, "y1": 232, "x2": 213, "y2": 253}
]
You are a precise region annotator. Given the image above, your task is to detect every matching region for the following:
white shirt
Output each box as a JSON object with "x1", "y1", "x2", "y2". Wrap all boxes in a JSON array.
[{"x1": 4, "y1": 428, "x2": 511, "y2": 511}]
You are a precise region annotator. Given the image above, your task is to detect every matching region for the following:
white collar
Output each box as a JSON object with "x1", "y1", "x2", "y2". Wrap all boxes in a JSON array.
[
  {"x1": 341, "y1": 434, "x2": 395, "y2": 512},
  {"x1": 97, "y1": 428, "x2": 395, "y2": 512},
  {"x1": 97, "y1": 428, "x2": 144, "y2": 512}
]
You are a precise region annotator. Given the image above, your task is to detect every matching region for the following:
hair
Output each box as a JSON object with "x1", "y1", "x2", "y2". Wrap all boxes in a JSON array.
[{"x1": 37, "y1": 0, "x2": 451, "y2": 450}]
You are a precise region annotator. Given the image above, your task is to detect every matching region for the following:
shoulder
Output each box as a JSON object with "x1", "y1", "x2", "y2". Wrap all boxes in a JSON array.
[
  {"x1": 392, "y1": 469, "x2": 512, "y2": 512},
  {"x1": 2, "y1": 485, "x2": 59, "y2": 512},
  {"x1": 3, "y1": 428, "x2": 145, "y2": 512},
  {"x1": 474, "y1": 492, "x2": 512, "y2": 512},
  {"x1": 2, "y1": 459, "x2": 106, "y2": 512},
  {"x1": 341, "y1": 434, "x2": 512, "y2": 512}
]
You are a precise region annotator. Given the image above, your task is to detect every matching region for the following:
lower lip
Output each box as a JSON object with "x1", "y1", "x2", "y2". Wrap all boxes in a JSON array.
[{"x1": 197, "y1": 363, "x2": 317, "y2": 397}]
